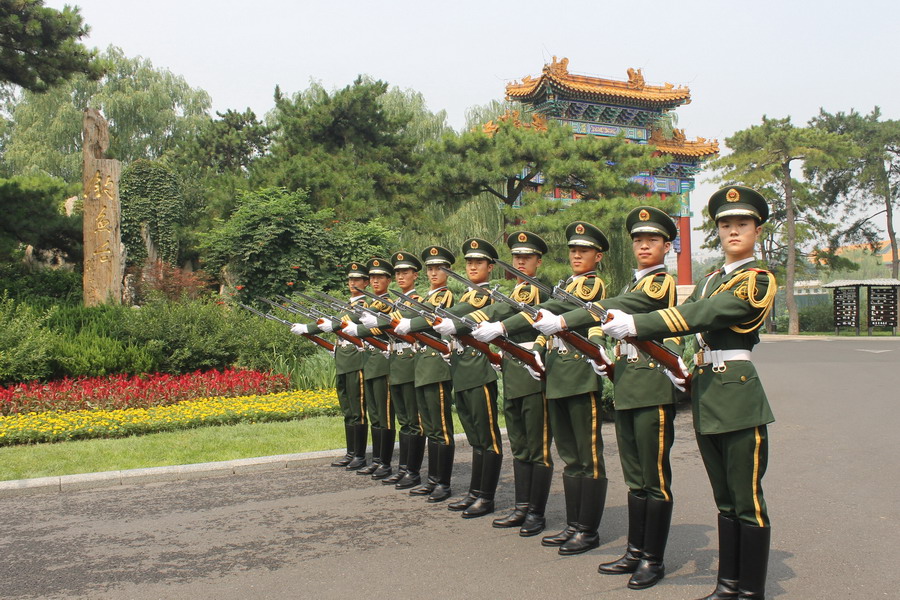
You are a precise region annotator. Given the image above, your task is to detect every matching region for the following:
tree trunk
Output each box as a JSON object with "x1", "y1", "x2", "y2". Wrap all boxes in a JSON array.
[
  {"x1": 883, "y1": 178, "x2": 898, "y2": 279},
  {"x1": 783, "y1": 161, "x2": 799, "y2": 335}
]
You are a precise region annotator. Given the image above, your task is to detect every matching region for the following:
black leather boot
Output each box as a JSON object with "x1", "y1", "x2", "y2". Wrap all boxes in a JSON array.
[
  {"x1": 493, "y1": 459, "x2": 532, "y2": 528},
  {"x1": 345, "y1": 424, "x2": 368, "y2": 471},
  {"x1": 542, "y1": 474, "x2": 581, "y2": 546},
  {"x1": 372, "y1": 428, "x2": 395, "y2": 480},
  {"x1": 599, "y1": 492, "x2": 647, "y2": 574},
  {"x1": 520, "y1": 463, "x2": 553, "y2": 537},
  {"x1": 357, "y1": 427, "x2": 381, "y2": 475},
  {"x1": 463, "y1": 450, "x2": 502, "y2": 518},
  {"x1": 427, "y1": 443, "x2": 454, "y2": 502},
  {"x1": 628, "y1": 497, "x2": 673, "y2": 589},
  {"x1": 559, "y1": 476, "x2": 607, "y2": 556},
  {"x1": 409, "y1": 438, "x2": 437, "y2": 495},
  {"x1": 331, "y1": 425, "x2": 354, "y2": 467},
  {"x1": 737, "y1": 524, "x2": 770, "y2": 599},
  {"x1": 396, "y1": 434, "x2": 425, "y2": 489},
  {"x1": 697, "y1": 514, "x2": 742, "y2": 600},
  {"x1": 448, "y1": 448, "x2": 482, "y2": 511},
  {"x1": 384, "y1": 432, "x2": 409, "y2": 484}
]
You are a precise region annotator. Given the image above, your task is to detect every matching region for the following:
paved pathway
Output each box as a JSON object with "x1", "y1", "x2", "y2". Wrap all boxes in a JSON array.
[{"x1": 0, "y1": 337, "x2": 897, "y2": 599}]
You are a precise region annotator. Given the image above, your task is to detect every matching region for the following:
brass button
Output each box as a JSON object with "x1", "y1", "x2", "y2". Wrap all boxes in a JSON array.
[
  {"x1": 740, "y1": 375, "x2": 747, "y2": 382},
  {"x1": 698, "y1": 368, "x2": 704, "y2": 374},
  {"x1": 649, "y1": 362, "x2": 655, "y2": 368},
  {"x1": 574, "y1": 354, "x2": 581, "y2": 359}
]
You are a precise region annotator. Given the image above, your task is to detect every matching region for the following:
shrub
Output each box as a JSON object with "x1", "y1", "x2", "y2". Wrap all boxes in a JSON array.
[
  {"x1": 0, "y1": 295, "x2": 56, "y2": 385},
  {"x1": 799, "y1": 302, "x2": 834, "y2": 332},
  {"x1": 0, "y1": 263, "x2": 81, "y2": 306},
  {"x1": 48, "y1": 332, "x2": 155, "y2": 379}
]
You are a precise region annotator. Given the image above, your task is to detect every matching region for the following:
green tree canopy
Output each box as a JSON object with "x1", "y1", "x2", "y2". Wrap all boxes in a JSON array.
[
  {"x1": 119, "y1": 159, "x2": 184, "y2": 266},
  {"x1": 0, "y1": 173, "x2": 79, "y2": 261},
  {"x1": 0, "y1": 0, "x2": 102, "y2": 92},
  {"x1": 4, "y1": 45, "x2": 210, "y2": 181}
]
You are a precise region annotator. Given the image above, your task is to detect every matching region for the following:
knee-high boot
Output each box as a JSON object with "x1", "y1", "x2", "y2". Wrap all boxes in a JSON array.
[
  {"x1": 697, "y1": 514, "x2": 741, "y2": 600},
  {"x1": 427, "y1": 442, "x2": 454, "y2": 502},
  {"x1": 372, "y1": 428, "x2": 395, "y2": 479},
  {"x1": 357, "y1": 427, "x2": 381, "y2": 475},
  {"x1": 542, "y1": 474, "x2": 581, "y2": 546},
  {"x1": 331, "y1": 425, "x2": 354, "y2": 467},
  {"x1": 396, "y1": 435, "x2": 425, "y2": 489},
  {"x1": 737, "y1": 524, "x2": 770, "y2": 599},
  {"x1": 493, "y1": 459, "x2": 532, "y2": 528},
  {"x1": 559, "y1": 476, "x2": 607, "y2": 556},
  {"x1": 345, "y1": 424, "x2": 368, "y2": 471},
  {"x1": 448, "y1": 448, "x2": 483, "y2": 511},
  {"x1": 463, "y1": 450, "x2": 502, "y2": 518},
  {"x1": 410, "y1": 438, "x2": 437, "y2": 495},
  {"x1": 520, "y1": 463, "x2": 553, "y2": 537},
  {"x1": 599, "y1": 492, "x2": 647, "y2": 574},
  {"x1": 628, "y1": 497, "x2": 673, "y2": 589},
  {"x1": 384, "y1": 432, "x2": 409, "y2": 484}
]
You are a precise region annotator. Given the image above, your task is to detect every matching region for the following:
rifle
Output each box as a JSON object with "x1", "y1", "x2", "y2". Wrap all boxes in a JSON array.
[
  {"x1": 311, "y1": 290, "x2": 391, "y2": 353},
  {"x1": 393, "y1": 289, "x2": 503, "y2": 369},
  {"x1": 236, "y1": 301, "x2": 335, "y2": 352},
  {"x1": 438, "y1": 267, "x2": 546, "y2": 376},
  {"x1": 350, "y1": 286, "x2": 452, "y2": 353},
  {"x1": 280, "y1": 293, "x2": 365, "y2": 350},
  {"x1": 492, "y1": 260, "x2": 615, "y2": 377}
]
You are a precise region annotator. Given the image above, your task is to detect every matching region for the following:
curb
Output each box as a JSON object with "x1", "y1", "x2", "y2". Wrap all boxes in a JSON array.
[{"x1": 0, "y1": 431, "x2": 479, "y2": 499}]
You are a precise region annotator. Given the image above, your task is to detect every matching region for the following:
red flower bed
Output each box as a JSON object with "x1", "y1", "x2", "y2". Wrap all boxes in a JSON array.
[{"x1": 0, "y1": 369, "x2": 291, "y2": 415}]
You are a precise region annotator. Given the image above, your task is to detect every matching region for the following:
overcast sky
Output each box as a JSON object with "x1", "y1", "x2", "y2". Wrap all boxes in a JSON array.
[{"x1": 47, "y1": 0, "x2": 900, "y2": 253}]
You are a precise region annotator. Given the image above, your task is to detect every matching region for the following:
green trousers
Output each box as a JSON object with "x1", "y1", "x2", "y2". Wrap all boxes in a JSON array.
[
  {"x1": 550, "y1": 391, "x2": 605, "y2": 479},
  {"x1": 455, "y1": 382, "x2": 502, "y2": 455},
  {"x1": 391, "y1": 380, "x2": 419, "y2": 436},
  {"x1": 416, "y1": 380, "x2": 454, "y2": 445},
  {"x1": 695, "y1": 424, "x2": 769, "y2": 527},
  {"x1": 615, "y1": 404, "x2": 675, "y2": 502},
  {"x1": 364, "y1": 375, "x2": 392, "y2": 430},
  {"x1": 336, "y1": 369, "x2": 366, "y2": 426},
  {"x1": 504, "y1": 391, "x2": 552, "y2": 466}
]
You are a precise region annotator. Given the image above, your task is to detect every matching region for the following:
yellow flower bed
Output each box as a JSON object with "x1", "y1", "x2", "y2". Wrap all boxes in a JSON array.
[{"x1": 0, "y1": 388, "x2": 339, "y2": 446}]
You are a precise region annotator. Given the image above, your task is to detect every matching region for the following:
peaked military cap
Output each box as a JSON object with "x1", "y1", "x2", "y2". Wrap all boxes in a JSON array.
[
  {"x1": 366, "y1": 257, "x2": 394, "y2": 277},
  {"x1": 626, "y1": 206, "x2": 678, "y2": 241},
  {"x1": 346, "y1": 261, "x2": 368, "y2": 278},
  {"x1": 421, "y1": 245, "x2": 455, "y2": 266},
  {"x1": 507, "y1": 231, "x2": 549, "y2": 256},
  {"x1": 708, "y1": 185, "x2": 769, "y2": 224},
  {"x1": 462, "y1": 238, "x2": 499, "y2": 262},
  {"x1": 565, "y1": 221, "x2": 609, "y2": 252},
  {"x1": 391, "y1": 250, "x2": 422, "y2": 271}
]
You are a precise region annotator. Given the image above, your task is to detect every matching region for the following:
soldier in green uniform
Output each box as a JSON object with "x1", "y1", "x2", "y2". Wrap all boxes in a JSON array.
[
  {"x1": 469, "y1": 231, "x2": 554, "y2": 536},
  {"x1": 545, "y1": 206, "x2": 681, "y2": 589},
  {"x1": 474, "y1": 222, "x2": 609, "y2": 555},
  {"x1": 346, "y1": 257, "x2": 395, "y2": 479},
  {"x1": 393, "y1": 246, "x2": 457, "y2": 500},
  {"x1": 403, "y1": 239, "x2": 504, "y2": 518},
  {"x1": 602, "y1": 187, "x2": 776, "y2": 600},
  {"x1": 294, "y1": 262, "x2": 370, "y2": 471}
]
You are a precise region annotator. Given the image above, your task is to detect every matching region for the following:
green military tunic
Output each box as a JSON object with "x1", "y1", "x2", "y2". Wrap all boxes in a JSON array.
[
  {"x1": 385, "y1": 290, "x2": 422, "y2": 437},
  {"x1": 631, "y1": 260, "x2": 776, "y2": 526},
  {"x1": 411, "y1": 287, "x2": 455, "y2": 446},
  {"x1": 353, "y1": 296, "x2": 394, "y2": 431}
]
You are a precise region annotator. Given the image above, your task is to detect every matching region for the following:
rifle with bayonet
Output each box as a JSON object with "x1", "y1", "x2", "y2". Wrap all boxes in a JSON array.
[
  {"x1": 350, "y1": 286, "x2": 452, "y2": 353},
  {"x1": 493, "y1": 259, "x2": 616, "y2": 376},
  {"x1": 310, "y1": 290, "x2": 391, "y2": 352},
  {"x1": 236, "y1": 301, "x2": 335, "y2": 352},
  {"x1": 438, "y1": 267, "x2": 547, "y2": 376},
  {"x1": 392, "y1": 289, "x2": 503, "y2": 369},
  {"x1": 279, "y1": 292, "x2": 365, "y2": 350}
]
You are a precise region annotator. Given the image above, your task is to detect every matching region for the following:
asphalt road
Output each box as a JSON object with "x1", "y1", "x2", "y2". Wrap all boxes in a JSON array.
[{"x1": 1, "y1": 336, "x2": 898, "y2": 599}]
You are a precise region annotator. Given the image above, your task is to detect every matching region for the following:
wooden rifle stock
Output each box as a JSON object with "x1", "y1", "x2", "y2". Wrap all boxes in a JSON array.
[{"x1": 555, "y1": 331, "x2": 616, "y2": 379}]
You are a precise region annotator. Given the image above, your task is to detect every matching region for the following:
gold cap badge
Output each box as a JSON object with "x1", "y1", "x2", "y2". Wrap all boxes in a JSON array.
[
  {"x1": 726, "y1": 188, "x2": 740, "y2": 202},
  {"x1": 351, "y1": 263, "x2": 358, "y2": 269},
  {"x1": 471, "y1": 240, "x2": 479, "y2": 248},
  {"x1": 575, "y1": 223, "x2": 585, "y2": 234},
  {"x1": 639, "y1": 209, "x2": 650, "y2": 221},
  {"x1": 397, "y1": 253, "x2": 404, "y2": 260},
  {"x1": 517, "y1": 233, "x2": 527, "y2": 243},
  {"x1": 430, "y1": 247, "x2": 438, "y2": 256},
  {"x1": 372, "y1": 260, "x2": 380, "y2": 266}
]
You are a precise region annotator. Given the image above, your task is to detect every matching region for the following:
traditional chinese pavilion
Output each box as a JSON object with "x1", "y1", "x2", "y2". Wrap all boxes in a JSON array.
[{"x1": 506, "y1": 57, "x2": 719, "y2": 284}]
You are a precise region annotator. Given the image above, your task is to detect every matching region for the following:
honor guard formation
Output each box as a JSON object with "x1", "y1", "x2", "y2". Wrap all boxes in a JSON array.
[{"x1": 262, "y1": 186, "x2": 776, "y2": 598}]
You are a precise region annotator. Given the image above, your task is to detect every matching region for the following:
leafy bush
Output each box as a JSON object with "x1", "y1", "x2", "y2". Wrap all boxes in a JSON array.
[
  {"x1": 0, "y1": 263, "x2": 81, "y2": 306},
  {"x1": 48, "y1": 332, "x2": 154, "y2": 379},
  {"x1": 0, "y1": 295, "x2": 56, "y2": 385},
  {"x1": 799, "y1": 302, "x2": 834, "y2": 332}
]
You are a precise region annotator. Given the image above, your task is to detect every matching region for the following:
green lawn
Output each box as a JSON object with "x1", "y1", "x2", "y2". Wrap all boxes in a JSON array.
[{"x1": 0, "y1": 412, "x2": 483, "y2": 481}]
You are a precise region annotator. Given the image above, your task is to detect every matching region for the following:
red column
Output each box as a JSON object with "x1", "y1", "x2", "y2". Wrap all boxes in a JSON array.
[{"x1": 677, "y1": 216, "x2": 692, "y2": 284}]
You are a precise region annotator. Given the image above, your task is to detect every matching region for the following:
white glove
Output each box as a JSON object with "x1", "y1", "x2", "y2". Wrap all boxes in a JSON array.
[
  {"x1": 318, "y1": 318, "x2": 335, "y2": 333},
  {"x1": 343, "y1": 321, "x2": 359, "y2": 337},
  {"x1": 394, "y1": 318, "x2": 412, "y2": 335},
  {"x1": 586, "y1": 359, "x2": 607, "y2": 377},
  {"x1": 290, "y1": 323, "x2": 309, "y2": 336},
  {"x1": 600, "y1": 309, "x2": 636, "y2": 340},
  {"x1": 360, "y1": 312, "x2": 379, "y2": 328},
  {"x1": 525, "y1": 351, "x2": 544, "y2": 381},
  {"x1": 327, "y1": 349, "x2": 335, "y2": 358},
  {"x1": 472, "y1": 320, "x2": 505, "y2": 342},
  {"x1": 490, "y1": 360, "x2": 503, "y2": 372},
  {"x1": 440, "y1": 352, "x2": 452, "y2": 365},
  {"x1": 533, "y1": 308, "x2": 565, "y2": 335},
  {"x1": 433, "y1": 319, "x2": 457, "y2": 336},
  {"x1": 663, "y1": 357, "x2": 688, "y2": 392}
]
